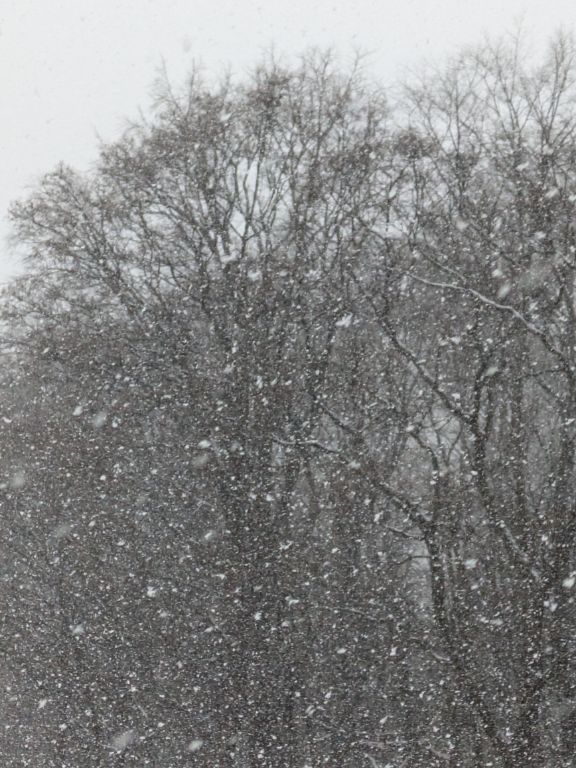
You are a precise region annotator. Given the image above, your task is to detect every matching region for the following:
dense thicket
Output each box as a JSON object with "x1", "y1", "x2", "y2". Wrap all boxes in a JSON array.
[{"x1": 3, "y1": 39, "x2": 576, "y2": 768}]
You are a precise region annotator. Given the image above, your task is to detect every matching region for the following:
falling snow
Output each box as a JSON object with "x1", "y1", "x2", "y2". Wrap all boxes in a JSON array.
[{"x1": 0, "y1": 37, "x2": 575, "y2": 768}]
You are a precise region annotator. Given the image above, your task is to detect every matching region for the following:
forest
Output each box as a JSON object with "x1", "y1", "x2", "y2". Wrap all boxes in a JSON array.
[{"x1": 2, "y1": 36, "x2": 576, "y2": 768}]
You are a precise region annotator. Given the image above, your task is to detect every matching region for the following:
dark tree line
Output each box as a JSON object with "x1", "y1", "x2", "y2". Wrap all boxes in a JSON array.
[{"x1": 2, "y1": 39, "x2": 576, "y2": 768}]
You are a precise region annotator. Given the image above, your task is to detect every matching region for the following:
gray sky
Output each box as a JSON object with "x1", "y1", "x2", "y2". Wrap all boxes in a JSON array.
[{"x1": 2, "y1": 0, "x2": 576, "y2": 282}]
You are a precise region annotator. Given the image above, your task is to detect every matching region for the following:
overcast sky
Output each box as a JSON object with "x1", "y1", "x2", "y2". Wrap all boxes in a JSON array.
[{"x1": 2, "y1": 0, "x2": 576, "y2": 281}]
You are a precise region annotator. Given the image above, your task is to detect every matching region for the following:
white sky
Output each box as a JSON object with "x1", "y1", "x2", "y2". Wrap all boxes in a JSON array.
[{"x1": 2, "y1": 0, "x2": 576, "y2": 281}]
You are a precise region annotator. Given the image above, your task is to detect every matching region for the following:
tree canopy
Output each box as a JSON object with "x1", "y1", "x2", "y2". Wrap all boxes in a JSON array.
[{"x1": 3, "y1": 39, "x2": 576, "y2": 768}]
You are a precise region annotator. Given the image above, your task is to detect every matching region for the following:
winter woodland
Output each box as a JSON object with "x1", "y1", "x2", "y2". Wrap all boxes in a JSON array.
[{"x1": 2, "y1": 38, "x2": 576, "y2": 768}]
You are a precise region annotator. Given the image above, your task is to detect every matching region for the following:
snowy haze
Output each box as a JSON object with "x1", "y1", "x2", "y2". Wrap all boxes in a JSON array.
[{"x1": 2, "y1": 0, "x2": 576, "y2": 282}]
